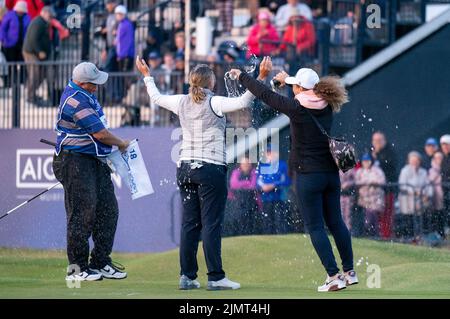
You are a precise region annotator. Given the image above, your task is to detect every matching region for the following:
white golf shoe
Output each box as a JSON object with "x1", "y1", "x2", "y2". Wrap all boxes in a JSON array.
[
  {"x1": 317, "y1": 274, "x2": 347, "y2": 292},
  {"x1": 207, "y1": 277, "x2": 241, "y2": 290},
  {"x1": 179, "y1": 275, "x2": 201, "y2": 290},
  {"x1": 344, "y1": 270, "x2": 359, "y2": 286}
]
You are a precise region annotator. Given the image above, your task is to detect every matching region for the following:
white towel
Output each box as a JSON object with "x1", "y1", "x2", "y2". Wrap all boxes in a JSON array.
[{"x1": 107, "y1": 139, "x2": 154, "y2": 200}]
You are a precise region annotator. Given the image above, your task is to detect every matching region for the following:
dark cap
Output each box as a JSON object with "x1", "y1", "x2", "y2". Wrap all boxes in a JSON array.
[{"x1": 148, "y1": 51, "x2": 161, "y2": 60}]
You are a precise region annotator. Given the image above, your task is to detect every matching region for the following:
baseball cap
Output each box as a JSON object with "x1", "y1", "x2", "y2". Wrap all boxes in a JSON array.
[
  {"x1": 361, "y1": 153, "x2": 372, "y2": 162},
  {"x1": 225, "y1": 47, "x2": 240, "y2": 59},
  {"x1": 425, "y1": 137, "x2": 438, "y2": 146},
  {"x1": 72, "y1": 62, "x2": 108, "y2": 85},
  {"x1": 41, "y1": 5, "x2": 56, "y2": 17},
  {"x1": 440, "y1": 135, "x2": 450, "y2": 145},
  {"x1": 114, "y1": 5, "x2": 127, "y2": 15},
  {"x1": 285, "y1": 68, "x2": 320, "y2": 89},
  {"x1": 148, "y1": 51, "x2": 161, "y2": 60},
  {"x1": 258, "y1": 11, "x2": 271, "y2": 21},
  {"x1": 13, "y1": 1, "x2": 28, "y2": 13}
]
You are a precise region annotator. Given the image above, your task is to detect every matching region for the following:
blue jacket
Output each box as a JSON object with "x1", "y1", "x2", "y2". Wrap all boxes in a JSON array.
[
  {"x1": 55, "y1": 81, "x2": 113, "y2": 157},
  {"x1": 115, "y1": 18, "x2": 135, "y2": 59},
  {"x1": 0, "y1": 11, "x2": 31, "y2": 48},
  {"x1": 256, "y1": 159, "x2": 291, "y2": 202}
]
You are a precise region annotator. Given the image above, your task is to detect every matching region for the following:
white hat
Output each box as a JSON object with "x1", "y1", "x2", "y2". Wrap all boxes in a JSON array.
[
  {"x1": 14, "y1": 1, "x2": 28, "y2": 13},
  {"x1": 285, "y1": 68, "x2": 320, "y2": 89},
  {"x1": 440, "y1": 134, "x2": 450, "y2": 144},
  {"x1": 72, "y1": 62, "x2": 109, "y2": 85},
  {"x1": 114, "y1": 5, "x2": 128, "y2": 15}
]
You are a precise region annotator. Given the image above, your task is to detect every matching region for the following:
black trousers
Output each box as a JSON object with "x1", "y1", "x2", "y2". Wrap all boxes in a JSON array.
[
  {"x1": 53, "y1": 152, "x2": 119, "y2": 270},
  {"x1": 177, "y1": 162, "x2": 227, "y2": 281},
  {"x1": 296, "y1": 171, "x2": 354, "y2": 276}
]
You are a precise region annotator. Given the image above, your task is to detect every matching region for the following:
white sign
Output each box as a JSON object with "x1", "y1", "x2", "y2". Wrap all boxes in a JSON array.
[{"x1": 16, "y1": 149, "x2": 61, "y2": 189}]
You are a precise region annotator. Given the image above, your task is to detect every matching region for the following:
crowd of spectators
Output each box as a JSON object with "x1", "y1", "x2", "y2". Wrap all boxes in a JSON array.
[
  {"x1": 0, "y1": 0, "x2": 71, "y2": 106},
  {"x1": 224, "y1": 132, "x2": 450, "y2": 246}
]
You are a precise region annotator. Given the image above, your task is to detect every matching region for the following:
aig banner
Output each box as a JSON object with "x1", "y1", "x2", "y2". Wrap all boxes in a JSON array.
[{"x1": 0, "y1": 128, "x2": 181, "y2": 253}]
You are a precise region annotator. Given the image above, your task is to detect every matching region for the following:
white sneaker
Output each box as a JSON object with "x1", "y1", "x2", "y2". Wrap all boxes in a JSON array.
[
  {"x1": 65, "y1": 269, "x2": 102, "y2": 282},
  {"x1": 90, "y1": 263, "x2": 127, "y2": 280},
  {"x1": 207, "y1": 277, "x2": 241, "y2": 291},
  {"x1": 179, "y1": 275, "x2": 201, "y2": 290},
  {"x1": 317, "y1": 275, "x2": 347, "y2": 292},
  {"x1": 344, "y1": 270, "x2": 359, "y2": 285}
]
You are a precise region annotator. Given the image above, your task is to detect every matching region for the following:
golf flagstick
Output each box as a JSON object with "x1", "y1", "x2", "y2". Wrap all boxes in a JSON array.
[{"x1": 0, "y1": 182, "x2": 61, "y2": 221}]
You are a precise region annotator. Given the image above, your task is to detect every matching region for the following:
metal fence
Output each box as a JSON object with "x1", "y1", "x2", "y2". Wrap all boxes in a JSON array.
[
  {"x1": 0, "y1": 61, "x2": 184, "y2": 129},
  {"x1": 0, "y1": 57, "x2": 295, "y2": 130},
  {"x1": 84, "y1": 0, "x2": 185, "y2": 65},
  {"x1": 214, "y1": 180, "x2": 450, "y2": 246}
]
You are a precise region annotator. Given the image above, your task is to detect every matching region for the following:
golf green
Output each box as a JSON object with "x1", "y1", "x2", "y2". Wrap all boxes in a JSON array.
[{"x1": 1, "y1": 235, "x2": 449, "y2": 298}]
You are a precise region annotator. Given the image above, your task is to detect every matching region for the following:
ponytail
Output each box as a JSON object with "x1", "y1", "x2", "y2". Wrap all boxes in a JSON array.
[
  {"x1": 189, "y1": 86, "x2": 207, "y2": 104},
  {"x1": 189, "y1": 64, "x2": 215, "y2": 104},
  {"x1": 313, "y1": 76, "x2": 348, "y2": 112}
]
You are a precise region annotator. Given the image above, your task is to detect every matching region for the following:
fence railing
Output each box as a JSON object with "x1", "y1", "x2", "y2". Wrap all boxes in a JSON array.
[
  {"x1": 0, "y1": 61, "x2": 184, "y2": 129},
  {"x1": 219, "y1": 180, "x2": 449, "y2": 246}
]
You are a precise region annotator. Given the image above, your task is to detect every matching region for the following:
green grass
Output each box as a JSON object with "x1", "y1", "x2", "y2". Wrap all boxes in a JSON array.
[{"x1": 1, "y1": 235, "x2": 450, "y2": 299}]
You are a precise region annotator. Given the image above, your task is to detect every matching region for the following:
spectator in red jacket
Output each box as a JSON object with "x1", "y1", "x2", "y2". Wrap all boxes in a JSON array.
[
  {"x1": 246, "y1": 11, "x2": 280, "y2": 58},
  {"x1": 280, "y1": 13, "x2": 316, "y2": 56}
]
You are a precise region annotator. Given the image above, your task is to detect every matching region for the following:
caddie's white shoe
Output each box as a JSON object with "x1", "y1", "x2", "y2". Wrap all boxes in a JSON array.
[
  {"x1": 65, "y1": 269, "x2": 102, "y2": 282},
  {"x1": 90, "y1": 263, "x2": 127, "y2": 280},
  {"x1": 317, "y1": 274, "x2": 347, "y2": 292},
  {"x1": 344, "y1": 270, "x2": 359, "y2": 286},
  {"x1": 207, "y1": 277, "x2": 241, "y2": 290}
]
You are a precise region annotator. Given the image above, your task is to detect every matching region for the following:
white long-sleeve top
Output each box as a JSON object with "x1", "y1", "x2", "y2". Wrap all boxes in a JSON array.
[
  {"x1": 143, "y1": 76, "x2": 256, "y2": 165},
  {"x1": 143, "y1": 76, "x2": 255, "y2": 116}
]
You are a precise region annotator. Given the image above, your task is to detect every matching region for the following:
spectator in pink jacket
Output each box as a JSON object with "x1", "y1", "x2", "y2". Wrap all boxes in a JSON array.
[
  {"x1": 228, "y1": 156, "x2": 260, "y2": 235},
  {"x1": 355, "y1": 153, "x2": 386, "y2": 237},
  {"x1": 427, "y1": 151, "x2": 445, "y2": 237},
  {"x1": 246, "y1": 11, "x2": 280, "y2": 58}
]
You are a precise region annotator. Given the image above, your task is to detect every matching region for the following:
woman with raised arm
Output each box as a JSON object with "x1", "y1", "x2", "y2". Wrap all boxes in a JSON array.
[
  {"x1": 136, "y1": 56, "x2": 271, "y2": 291},
  {"x1": 229, "y1": 58, "x2": 357, "y2": 292}
]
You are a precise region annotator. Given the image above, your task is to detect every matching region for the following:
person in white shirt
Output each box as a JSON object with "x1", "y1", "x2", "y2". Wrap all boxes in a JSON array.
[
  {"x1": 136, "y1": 56, "x2": 271, "y2": 291},
  {"x1": 275, "y1": 0, "x2": 313, "y2": 30}
]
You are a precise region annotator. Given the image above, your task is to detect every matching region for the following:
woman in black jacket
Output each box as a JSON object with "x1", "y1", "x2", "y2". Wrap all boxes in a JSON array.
[{"x1": 230, "y1": 57, "x2": 357, "y2": 292}]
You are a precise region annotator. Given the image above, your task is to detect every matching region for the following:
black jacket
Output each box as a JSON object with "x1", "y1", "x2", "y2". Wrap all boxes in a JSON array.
[
  {"x1": 373, "y1": 144, "x2": 398, "y2": 183},
  {"x1": 22, "y1": 16, "x2": 51, "y2": 58},
  {"x1": 239, "y1": 72, "x2": 338, "y2": 175}
]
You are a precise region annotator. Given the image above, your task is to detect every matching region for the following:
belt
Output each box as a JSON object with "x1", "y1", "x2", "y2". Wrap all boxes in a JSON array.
[
  {"x1": 57, "y1": 148, "x2": 94, "y2": 159},
  {"x1": 180, "y1": 160, "x2": 209, "y2": 165}
]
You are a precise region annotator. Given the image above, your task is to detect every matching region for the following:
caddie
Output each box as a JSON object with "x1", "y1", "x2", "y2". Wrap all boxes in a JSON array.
[{"x1": 52, "y1": 62, "x2": 129, "y2": 282}]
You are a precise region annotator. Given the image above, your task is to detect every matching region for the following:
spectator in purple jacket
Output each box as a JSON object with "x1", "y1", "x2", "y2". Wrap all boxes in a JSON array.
[
  {"x1": 114, "y1": 5, "x2": 135, "y2": 72},
  {"x1": 114, "y1": 5, "x2": 134, "y2": 101},
  {"x1": 0, "y1": 1, "x2": 30, "y2": 62},
  {"x1": 228, "y1": 156, "x2": 261, "y2": 235}
]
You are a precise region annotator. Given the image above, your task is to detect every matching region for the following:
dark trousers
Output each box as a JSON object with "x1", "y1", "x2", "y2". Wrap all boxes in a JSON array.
[
  {"x1": 262, "y1": 200, "x2": 289, "y2": 234},
  {"x1": 53, "y1": 152, "x2": 119, "y2": 270},
  {"x1": 114, "y1": 57, "x2": 133, "y2": 101},
  {"x1": 423, "y1": 210, "x2": 445, "y2": 236},
  {"x1": 22, "y1": 51, "x2": 45, "y2": 102},
  {"x1": 177, "y1": 162, "x2": 227, "y2": 281},
  {"x1": 2, "y1": 45, "x2": 24, "y2": 87},
  {"x1": 296, "y1": 171, "x2": 354, "y2": 276}
]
